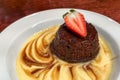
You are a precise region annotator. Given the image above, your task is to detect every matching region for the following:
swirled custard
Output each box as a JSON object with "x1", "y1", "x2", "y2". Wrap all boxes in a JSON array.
[{"x1": 16, "y1": 26, "x2": 112, "y2": 80}]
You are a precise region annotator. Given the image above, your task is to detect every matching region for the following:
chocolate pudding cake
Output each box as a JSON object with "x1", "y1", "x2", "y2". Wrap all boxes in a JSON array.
[{"x1": 50, "y1": 22, "x2": 99, "y2": 62}]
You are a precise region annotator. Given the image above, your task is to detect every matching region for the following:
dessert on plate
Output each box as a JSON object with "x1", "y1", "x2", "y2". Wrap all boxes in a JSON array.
[{"x1": 16, "y1": 10, "x2": 113, "y2": 80}]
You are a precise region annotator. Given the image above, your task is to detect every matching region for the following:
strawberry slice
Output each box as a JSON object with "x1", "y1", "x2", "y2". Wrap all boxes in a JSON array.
[{"x1": 63, "y1": 10, "x2": 87, "y2": 37}]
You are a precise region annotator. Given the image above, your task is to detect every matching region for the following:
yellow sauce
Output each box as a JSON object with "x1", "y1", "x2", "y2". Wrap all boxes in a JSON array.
[{"x1": 16, "y1": 26, "x2": 113, "y2": 80}]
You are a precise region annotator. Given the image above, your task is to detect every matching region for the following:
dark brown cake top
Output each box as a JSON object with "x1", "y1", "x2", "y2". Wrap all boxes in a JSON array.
[{"x1": 50, "y1": 23, "x2": 99, "y2": 63}]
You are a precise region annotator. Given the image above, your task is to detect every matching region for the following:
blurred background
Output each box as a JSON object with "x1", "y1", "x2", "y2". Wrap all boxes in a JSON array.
[{"x1": 0, "y1": 0, "x2": 120, "y2": 32}]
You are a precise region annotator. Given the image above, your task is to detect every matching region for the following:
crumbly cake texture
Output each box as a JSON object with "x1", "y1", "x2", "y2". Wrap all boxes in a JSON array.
[{"x1": 50, "y1": 23, "x2": 99, "y2": 62}]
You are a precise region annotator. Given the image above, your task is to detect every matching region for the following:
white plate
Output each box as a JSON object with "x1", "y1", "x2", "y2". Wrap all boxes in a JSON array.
[{"x1": 0, "y1": 8, "x2": 120, "y2": 80}]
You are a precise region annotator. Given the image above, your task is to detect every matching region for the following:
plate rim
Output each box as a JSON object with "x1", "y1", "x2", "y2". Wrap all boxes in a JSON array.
[{"x1": 1, "y1": 8, "x2": 120, "y2": 34}]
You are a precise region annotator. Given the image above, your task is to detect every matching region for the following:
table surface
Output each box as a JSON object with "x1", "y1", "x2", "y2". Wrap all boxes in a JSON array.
[{"x1": 0, "y1": 0, "x2": 120, "y2": 32}]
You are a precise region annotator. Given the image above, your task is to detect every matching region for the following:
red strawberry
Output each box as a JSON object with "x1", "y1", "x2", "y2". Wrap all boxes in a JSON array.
[{"x1": 63, "y1": 10, "x2": 87, "y2": 37}]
